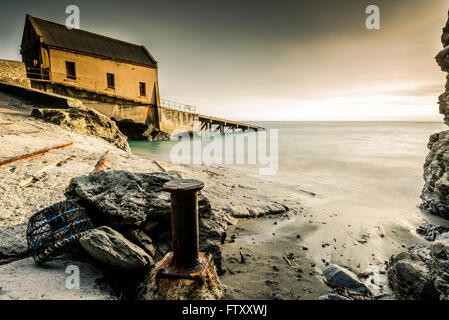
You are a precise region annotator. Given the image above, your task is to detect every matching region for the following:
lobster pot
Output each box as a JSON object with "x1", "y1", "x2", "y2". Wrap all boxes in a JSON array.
[{"x1": 26, "y1": 200, "x2": 93, "y2": 262}]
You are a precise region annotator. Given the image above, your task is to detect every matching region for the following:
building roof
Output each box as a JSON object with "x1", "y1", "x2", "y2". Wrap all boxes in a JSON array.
[{"x1": 26, "y1": 15, "x2": 157, "y2": 67}]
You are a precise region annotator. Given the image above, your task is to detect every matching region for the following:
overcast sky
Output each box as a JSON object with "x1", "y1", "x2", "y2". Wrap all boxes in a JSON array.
[{"x1": 0, "y1": 0, "x2": 448, "y2": 120}]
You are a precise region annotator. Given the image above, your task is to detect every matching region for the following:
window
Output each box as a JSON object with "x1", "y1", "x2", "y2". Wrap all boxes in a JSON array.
[
  {"x1": 107, "y1": 73, "x2": 115, "y2": 89},
  {"x1": 139, "y1": 82, "x2": 146, "y2": 96},
  {"x1": 66, "y1": 61, "x2": 76, "y2": 80}
]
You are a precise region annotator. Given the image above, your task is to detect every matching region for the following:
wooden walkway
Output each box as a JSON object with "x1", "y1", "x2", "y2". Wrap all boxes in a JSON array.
[{"x1": 198, "y1": 114, "x2": 263, "y2": 134}]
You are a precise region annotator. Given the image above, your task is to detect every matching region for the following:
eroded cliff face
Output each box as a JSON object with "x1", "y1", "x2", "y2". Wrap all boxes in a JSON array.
[
  {"x1": 421, "y1": 11, "x2": 449, "y2": 219},
  {"x1": 436, "y1": 11, "x2": 449, "y2": 125},
  {"x1": 421, "y1": 131, "x2": 449, "y2": 218}
]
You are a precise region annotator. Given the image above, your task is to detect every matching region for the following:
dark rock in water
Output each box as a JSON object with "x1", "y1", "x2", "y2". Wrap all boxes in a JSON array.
[
  {"x1": 388, "y1": 237, "x2": 449, "y2": 300},
  {"x1": 318, "y1": 294, "x2": 350, "y2": 300},
  {"x1": 421, "y1": 131, "x2": 449, "y2": 219},
  {"x1": 66, "y1": 170, "x2": 231, "y2": 272},
  {"x1": 113, "y1": 118, "x2": 170, "y2": 141},
  {"x1": 31, "y1": 107, "x2": 130, "y2": 152},
  {"x1": 416, "y1": 223, "x2": 449, "y2": 241},
  {"x1": 113, "y1": 118, "x2": 152, "y2": 140},
  {"x1": 322, "y1": 264, "x2": 370, "y2": 295},
  {"x1": 150, "y1": 130, "x2": 170, "y2": 141},
  {"x1": 80, "y1": 226, "x2": 153, "y2": 271}
]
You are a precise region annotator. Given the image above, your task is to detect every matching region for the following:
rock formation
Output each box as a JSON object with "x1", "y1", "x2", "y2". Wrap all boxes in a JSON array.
[
  {"x1": 79, "y1": 226, "x2": 154, "y2": 271},
  {"x1": 65, "y1": 170, "x2": 236, "y2": 273},
  {"x1": 416, "y1": 222, "x2": 449, "y2": 241},
  {"x1": 113, "y1": 118, "x2": 170, "y2": 141},
  {"x1": 388, "y1": 234, "x2": 449, "y2": 300},
  {"x1": 421, "y1": 131, "x2": 449, "y2": 218},
  {"x1": 421, "y1": 11, "x2": 449, "y2": 218},
  {"x1": 322, "y1": 264, "x2": 372, "y2": 298},
  {"x1": 0, "y1": 59, "x2": 31, "y2": 87},
  {"x1": 31, "y1": 106, "x2": 130, "y2": 152},
  {"x1": 388, "y1": 10, "x2": 449, "y2": 301}
]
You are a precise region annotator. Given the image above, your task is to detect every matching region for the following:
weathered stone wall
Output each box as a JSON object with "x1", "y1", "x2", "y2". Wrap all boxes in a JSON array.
[
  {"x1": 0, "y1": 59, "x2": 30, "y2": 87},
  {"x1": 30, "y1": 80, "x2": 200, "y2": 135},
  {"x1": 0, "y1": 81, "x2": 82, "y2": 108},
  {"x1": 47, "y1": 48, "x2": 159, "y2": 104},
  {"x1": 158, "y1": 107, "x2": 199, "y2": 135},
  {"x1": 31, "y1": 80, "x2": 158, "y2": 125}
]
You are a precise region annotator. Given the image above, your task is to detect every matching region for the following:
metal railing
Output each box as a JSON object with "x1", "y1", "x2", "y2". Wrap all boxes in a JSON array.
[
  {"x1": 26, "y1": 67, "x2": 50, "y2": 80},
  {"x1": 25, "y1": 68, "x2": 198, "y2": 116},
  {"x1": 160, "y1": 99, "x2": 197, "y2": 115}
]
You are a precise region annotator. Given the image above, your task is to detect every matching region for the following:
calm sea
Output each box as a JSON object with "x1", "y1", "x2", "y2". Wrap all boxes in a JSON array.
[
  {"x1": 130, "y1": 121, "x2": 446, "y2": 195},
  {"x1": 131, "y1": 121, "x2": 449, "y2": 268},
  {"x1": 131, "y1": 121, "x2": 447, "y2": 217}
]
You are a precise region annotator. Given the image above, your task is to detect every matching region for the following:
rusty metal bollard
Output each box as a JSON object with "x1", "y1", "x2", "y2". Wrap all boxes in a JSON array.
[{"x1": 156, "y1": 179, "x2": 212, "y2": 280}]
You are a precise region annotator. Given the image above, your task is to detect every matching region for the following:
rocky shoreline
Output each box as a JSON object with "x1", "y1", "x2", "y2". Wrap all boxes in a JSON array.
[
  {"x1": 5, "y1": 17, "x2": 449, "y2": 297},
  {"x1": 0, "y1": 89, "x2": 446, "y2": 300},
  {"x1": 1, "y1": 88, "x2": 395, "y2": 300},
  {"x1": 0, "y1": 91, "x2": 296, "y2": 299},
  {"x1": 383, "y1": 10, "x2": 449, "y2": 301}
]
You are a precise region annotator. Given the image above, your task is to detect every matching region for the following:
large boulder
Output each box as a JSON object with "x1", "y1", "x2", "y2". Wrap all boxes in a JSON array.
[
  {"x1": 421, "y1": 130, "x2": 449, "y2": 218},
  {"x1": 121, "y1": 228, "x2": 157, "y2": 256},
  {"x1": 416, "y1": 222, "x2": 449, "y2": 241},
  {"x1": 0, "y1": 255, "x2": 116, "y2": 300},
  {"x1": 80, "y1": 226, "x2": 153, "y2": 271},
  {"x1": 31, "y1": 106, "x2": 130, "y2": 152},
  {"x1": 388, "y1": 237, "x2": 449, "y2": 300},
  {"x1": 65, "y1": 170, "x2": 210, "y2": 230},
  {"x1": 322, "y1": 264, "x2": 371, "y2": 296},
  {"x1": 65, "y1": 170, "x2": 231, "y2": 272},
  {"x1": 113, "y1": 118, "x2": 169, "y2": 141}
]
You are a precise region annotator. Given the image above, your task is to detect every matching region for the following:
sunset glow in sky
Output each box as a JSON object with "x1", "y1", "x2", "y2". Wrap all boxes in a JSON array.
[{"x1": 0, "y1": 0, "x2": 448, "y2": 121}]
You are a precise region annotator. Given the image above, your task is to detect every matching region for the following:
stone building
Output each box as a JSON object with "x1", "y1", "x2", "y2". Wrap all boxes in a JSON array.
[{"x1": 20, "y1": 14, "x2": 160, "y2": 105}]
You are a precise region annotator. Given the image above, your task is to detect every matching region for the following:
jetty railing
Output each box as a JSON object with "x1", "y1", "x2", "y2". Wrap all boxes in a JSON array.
[{"x1": 160, "y1": 99, "x2": 197, "y2": 115}]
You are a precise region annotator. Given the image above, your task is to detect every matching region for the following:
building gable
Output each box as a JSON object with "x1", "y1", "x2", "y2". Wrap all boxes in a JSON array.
[
  {"x1": 24, "y1": 15, "x2": 157, "y2": 67},
  {"x1": 20, "y1": 15, "x2": 42, "y2": 53}
]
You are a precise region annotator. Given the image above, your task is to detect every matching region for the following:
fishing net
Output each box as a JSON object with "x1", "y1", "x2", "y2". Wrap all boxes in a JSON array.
[{"x1": 26, "y1": 200, "x2": 93, "y2": 263}]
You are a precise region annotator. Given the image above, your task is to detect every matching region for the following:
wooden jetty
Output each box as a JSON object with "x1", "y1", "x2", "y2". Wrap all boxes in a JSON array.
[{"x1": 198, "y1": 114, "x2": 264, "y2": 134}]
